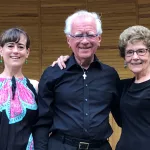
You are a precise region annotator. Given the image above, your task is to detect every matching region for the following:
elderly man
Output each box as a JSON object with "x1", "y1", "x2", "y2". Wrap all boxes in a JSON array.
[{"x1": 33, "y1": 10, "x2": 120, "y2": 150}]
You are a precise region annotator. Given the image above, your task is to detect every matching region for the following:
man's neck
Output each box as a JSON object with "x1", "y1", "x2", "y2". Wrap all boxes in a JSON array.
[{"x1": 75, "y1": 57, "x2": 94, "y2": 70}]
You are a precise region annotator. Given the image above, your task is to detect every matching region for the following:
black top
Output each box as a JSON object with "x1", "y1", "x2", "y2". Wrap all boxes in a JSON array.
[
  {"x1": 116, "y1": 78, "x2": 150, "y2": 150},
  {"x1": 0, "y1": 77, "x2": 38, "y2": 150},
  {"x1": 33, "y1": 54, "x2": 121, "y2": 150}
]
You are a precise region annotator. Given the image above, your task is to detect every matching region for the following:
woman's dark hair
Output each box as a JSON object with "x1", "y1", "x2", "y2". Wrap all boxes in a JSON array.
[{"x1": 0, "y1": 27, "x2": 30, "y2": 49}]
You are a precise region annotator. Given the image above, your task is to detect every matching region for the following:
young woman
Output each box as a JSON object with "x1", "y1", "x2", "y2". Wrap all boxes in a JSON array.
[{"x1": 0, "y1": 28, "x2": 38, "y2": 150}]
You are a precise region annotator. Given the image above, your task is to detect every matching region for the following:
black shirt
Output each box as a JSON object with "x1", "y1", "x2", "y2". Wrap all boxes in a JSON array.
[
  {"x1": 116, "y1": 78, "x2": 150, "y2": 150},
  {"x1": 33, "y1": 54, "x2": 120, "y2": 150}
]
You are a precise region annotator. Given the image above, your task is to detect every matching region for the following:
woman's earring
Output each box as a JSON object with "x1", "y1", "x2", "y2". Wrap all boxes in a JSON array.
[
  {"x1": 0, "y1": 55, "x2": 3, "y2": 63},
  {"x1": 25, "y1": 59, "x2": 28, "y2": 64},
  {"x1": 124, "y1": 61, "x2": 127, "y2": 68}
]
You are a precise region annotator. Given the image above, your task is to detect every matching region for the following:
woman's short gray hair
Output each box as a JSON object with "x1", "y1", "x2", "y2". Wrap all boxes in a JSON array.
[
  {"x1": 64, "y1": 10, "x2": 102, "y2": 35},
  {"x1": 119, "y1": 25, "x2": 150, "y2": 58}
]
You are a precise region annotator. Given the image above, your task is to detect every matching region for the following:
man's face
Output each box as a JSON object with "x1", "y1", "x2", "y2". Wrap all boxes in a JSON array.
[{"x1": 67, "y1": 16, "x2": 101, "y2": 65}]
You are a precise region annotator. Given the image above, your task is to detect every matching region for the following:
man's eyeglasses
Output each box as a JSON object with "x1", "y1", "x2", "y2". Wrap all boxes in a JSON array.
[
  {"x1": 125, "y1": 48, "x2": 149, "y2": 57},
  {"x1": 68, "y1": 33, "x2": 99, "y2": 40}
]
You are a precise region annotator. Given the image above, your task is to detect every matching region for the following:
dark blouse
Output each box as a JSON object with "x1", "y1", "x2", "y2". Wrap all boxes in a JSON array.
[
  {"x1": 0, "y1": 77, "x2": 38, "y2": 150},
  {"x1": 116, "y1": 78, "x2": 150, "y2": 150}
]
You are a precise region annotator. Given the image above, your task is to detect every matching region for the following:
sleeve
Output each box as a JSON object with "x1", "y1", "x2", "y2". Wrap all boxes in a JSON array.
[
  {"x1": 110, "y1": 70, "x2": 122, "y2": 127},
  {"x1": 33, "y1": 68, "x2": 55, "y2": 150}
]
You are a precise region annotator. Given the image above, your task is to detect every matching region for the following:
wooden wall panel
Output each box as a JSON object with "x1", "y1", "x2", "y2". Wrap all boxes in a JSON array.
[
  {"x1": 0, "y1": 0, "x2": 150, "y2": 149},
  {"x1": 138, "y1": 0, "x2": 150, "y2": 27}
]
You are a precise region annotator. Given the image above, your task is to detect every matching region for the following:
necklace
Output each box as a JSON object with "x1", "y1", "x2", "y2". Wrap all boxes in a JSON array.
[
  {"x1": 80, "y1": 64, "x2": 88, "y2": 80},
  {"x1": 83, "y1": 71, "x2": 87, "y2": 80}
]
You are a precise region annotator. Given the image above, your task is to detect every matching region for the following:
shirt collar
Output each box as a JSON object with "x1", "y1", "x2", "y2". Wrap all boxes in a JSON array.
[{"x1": 66, "y1": 53, "x2": 102, "y2": 70}]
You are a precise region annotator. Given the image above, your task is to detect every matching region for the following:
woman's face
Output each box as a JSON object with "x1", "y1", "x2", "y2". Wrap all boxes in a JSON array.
[
  {"x1": 0, "y1": 34, "x2": 30, "y2": 69},
  {"x1": 125, "y1": 41, "x2": 150, "y2": 77}
]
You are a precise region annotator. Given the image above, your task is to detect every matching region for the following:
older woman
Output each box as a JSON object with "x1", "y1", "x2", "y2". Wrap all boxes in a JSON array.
[
  {"x1": 116, "y1": 25, "x2": 150, "y2": 150},
  {"x1": 53, "y1": 25, "x2": 150, "y2": 150},
  {"x1": 0, "y1": 28, "x2": 38, "y2": 150}
]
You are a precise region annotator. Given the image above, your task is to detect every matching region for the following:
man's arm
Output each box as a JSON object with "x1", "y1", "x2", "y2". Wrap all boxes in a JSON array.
[
  {"x1": 111, "y1": 71, "x2": 122, "y2": 127},
  {"x1": 33, "y1": 68, "x2": 55, "y2": 150}
]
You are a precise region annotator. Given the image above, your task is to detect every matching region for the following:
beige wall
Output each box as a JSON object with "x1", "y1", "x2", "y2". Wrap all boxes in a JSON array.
[{"x1": 0, "y1": 0, "x2": 150, "y2": 149}]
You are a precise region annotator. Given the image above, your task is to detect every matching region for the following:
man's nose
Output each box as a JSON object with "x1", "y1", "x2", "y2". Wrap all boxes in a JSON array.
[{"x1": 81, "y1": 37, "x2": 89, "y2": 43}]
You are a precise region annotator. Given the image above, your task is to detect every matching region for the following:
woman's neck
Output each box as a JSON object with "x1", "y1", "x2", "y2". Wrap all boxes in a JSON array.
[
  {"x1": 135, "y1": 69, "x2": 150, "y2": 83},
  {"x1": 0, "y1": 67, "x2": 24, "y2": 78}
]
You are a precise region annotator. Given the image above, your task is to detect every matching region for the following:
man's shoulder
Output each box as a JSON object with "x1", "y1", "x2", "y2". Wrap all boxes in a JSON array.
[
  {"x1": 100, "y1": 62, "x2": 113, "y2": 69},
  {"x1": 41, "y1": 65, "x2": 65, "y2": 81},
  {"x1": 44, "y1": 65, "x2": 64, "y2": 74},
  {"x1": 100, "y1": 62, "x2": 118, "y2": 74}
]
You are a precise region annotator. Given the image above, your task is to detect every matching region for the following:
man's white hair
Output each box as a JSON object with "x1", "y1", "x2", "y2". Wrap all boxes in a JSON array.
[{"x1": 64, "y1": 10, "x2": 102, "y2": 35}]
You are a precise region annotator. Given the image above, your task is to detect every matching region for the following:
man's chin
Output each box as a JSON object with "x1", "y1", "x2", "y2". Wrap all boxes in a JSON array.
[{"x1": 79, "y1": 53, "x2": 93, "y2": 59}]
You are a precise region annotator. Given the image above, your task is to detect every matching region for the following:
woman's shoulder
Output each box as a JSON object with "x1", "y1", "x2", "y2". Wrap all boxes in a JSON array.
[
  {"x1": 120, "y1": 78, "x2": 134, "y2": 91},
  {"x1": 121, "y1": 78, "x2": 133, "y2": 85}
]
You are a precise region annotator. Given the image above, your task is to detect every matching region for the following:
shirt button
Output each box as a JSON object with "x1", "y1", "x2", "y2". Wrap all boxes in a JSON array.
[
  {"x1": 85, "y1": 113, "x2": 88, "y2": 116},
  {"x1": 84, "y1": 129, "x2": 88, "y2": 132},
  {"x1": 85, "y1": 99, "x2": 87, "y2": 101},
  {"x1": 85, "y1": 84, "x2": 88, "y2": 87}
]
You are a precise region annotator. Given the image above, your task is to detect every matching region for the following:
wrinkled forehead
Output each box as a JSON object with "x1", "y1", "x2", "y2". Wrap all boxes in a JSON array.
[{"x1": 71, "y1": 16, "x2": 96, "y2": 33}]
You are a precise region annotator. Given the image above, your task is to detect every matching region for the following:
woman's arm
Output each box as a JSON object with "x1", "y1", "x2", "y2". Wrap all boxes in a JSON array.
[{"x1": 51, "y1": 55, "x2": 70, "y2": 69}]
